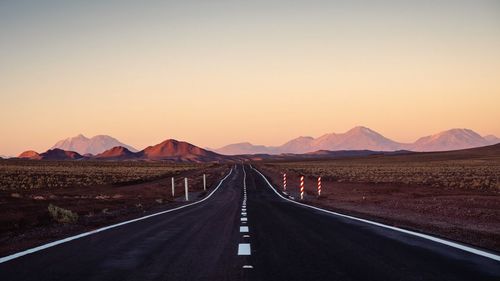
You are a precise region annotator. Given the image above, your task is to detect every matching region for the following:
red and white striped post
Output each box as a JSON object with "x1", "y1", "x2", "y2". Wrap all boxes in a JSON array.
[
  {"x1": 300, "y1": 176, "x2": 305, "y2": 200},
  {"x1": 317, "y1": 176, "x2": 322, "y2": 197},
  {"x1": 283, "y1": 173, "x2": 287, "y2": 191}
]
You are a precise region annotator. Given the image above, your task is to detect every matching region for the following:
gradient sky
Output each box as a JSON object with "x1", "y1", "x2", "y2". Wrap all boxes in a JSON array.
[{"x1": 1, "y1": 0, "x2": 499, "y2": 155}]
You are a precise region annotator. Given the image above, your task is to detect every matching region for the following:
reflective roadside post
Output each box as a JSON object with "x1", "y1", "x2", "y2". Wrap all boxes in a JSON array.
[
  {"x1": 171, "y1": 177, "x2": 175, "y2": 198},
  {"x1": 283, "y1": 173, "x2": 287, "y2": 191},
  {"x1": 318, "y1": 176, "x2": 322, "y2": 197},
  {"x1": 185, "y1": 178, "x2": 189, "y2": 201},
  {"x1": 300, "y1": 176, "x2": 305, "y2": 200}
]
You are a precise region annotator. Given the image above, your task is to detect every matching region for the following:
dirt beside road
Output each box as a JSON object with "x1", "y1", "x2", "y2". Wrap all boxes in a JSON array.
[
  {"x1": 0, "y1": 164, "x2": 230, "y2": 257},
  {"x1": 258, "y1": 165, "x2": 500, "y2": 253}
]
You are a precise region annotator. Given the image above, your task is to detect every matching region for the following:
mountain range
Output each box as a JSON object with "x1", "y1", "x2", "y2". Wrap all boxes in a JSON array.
[
  {"x1": 213, "y1": 127, "x2": 500, "y2": 155},
  {"x1": 19, "y1": 139, "x2": 225, "y2": 163},
  {"x1": 12, "y1": 127, "x2": 500, "y2": 162},
  {"x1": 51, "y1": 134, "x2": 137, "y2": 155}
]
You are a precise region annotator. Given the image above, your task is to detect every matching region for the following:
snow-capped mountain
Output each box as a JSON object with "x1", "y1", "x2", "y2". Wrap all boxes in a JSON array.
[
  {"x1": 51, "y1": 134, "x2": 137, "y2": 155},
  {"x1": 213, "y1": 127, "x2": 498, "y2": 155},
  {"x1": 409, "y1": 129, "x2": 491, "y2": 152},
  {"x1": 484, "y1": 135, "x2": 500, "y2": 145},
  {"x1": 311, "y1": 126, "x2": 402, "y2": 152}
]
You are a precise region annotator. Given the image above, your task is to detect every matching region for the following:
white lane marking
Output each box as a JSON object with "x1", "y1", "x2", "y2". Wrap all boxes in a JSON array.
[
  {"x1": 243, "y1": 265, "x2": 253, "y2": 269},
  {"x1": 241, "y1": 212, "x2": 247, "y2": 216},
  {"x1": 0, "y1": 168, "x2": 235, "y2": 264},
  {"x1": 243, "y1": 234, "x2": 250, "y2": 238},
  {"x1": 240, "y1": 226, "x2": 249, "y2": 233},
  {"x1": 238, "y1": 243, "x2": 251, "y2": 255},
  {"x1": 241, "y1": 217, "x2": 248, "y2": 221},
  {"x1": 251, "y1": 166, "x2": 500, "y2": 262},
  {"x1": 242, "y1": 208, "x2": 246, "y2": 212}
]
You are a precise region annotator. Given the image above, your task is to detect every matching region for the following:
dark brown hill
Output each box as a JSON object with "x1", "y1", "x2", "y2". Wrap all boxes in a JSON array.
[
  {"x1": 39, "y1": 149, "x2": 83, "y2": 160},
  {"x1": 138, "y1": 139, "x2": 226, "y2": 162},
  {"x1": 95, "y1": 146, "x2": 137, "y2": 160},
  {"x1": 18, "y1": 150, "x2": 42, "y2": 160}
]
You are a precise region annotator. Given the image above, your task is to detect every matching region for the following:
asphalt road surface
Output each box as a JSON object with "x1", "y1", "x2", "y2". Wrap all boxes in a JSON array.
[{"x1": 0, "y1": 164, "x2": 499, "y2": 281}]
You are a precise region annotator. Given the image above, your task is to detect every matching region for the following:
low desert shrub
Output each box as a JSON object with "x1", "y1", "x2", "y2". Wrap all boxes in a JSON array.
[{"x1": 48, "y1": 204, "x2": 78, "y2": 223}]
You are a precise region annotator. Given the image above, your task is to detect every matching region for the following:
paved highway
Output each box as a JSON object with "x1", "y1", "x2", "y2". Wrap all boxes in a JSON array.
[{"x1": 0, "y1": 165, "x2": 499, "y2": 281}]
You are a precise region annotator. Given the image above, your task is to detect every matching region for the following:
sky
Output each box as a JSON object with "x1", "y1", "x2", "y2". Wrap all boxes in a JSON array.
[{"x1": 1, "y1": 0, "x2": 499, "y2": 155}]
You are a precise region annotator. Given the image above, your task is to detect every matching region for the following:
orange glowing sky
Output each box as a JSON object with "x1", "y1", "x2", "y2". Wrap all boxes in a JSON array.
[{"x1": 1, "y1": 1, "x2": 499, "y2": 155}]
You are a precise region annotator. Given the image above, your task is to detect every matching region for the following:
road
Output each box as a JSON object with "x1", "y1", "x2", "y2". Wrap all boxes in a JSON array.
[{"x1": 0, "y1": 164, "x2": 499, "y2": 281}]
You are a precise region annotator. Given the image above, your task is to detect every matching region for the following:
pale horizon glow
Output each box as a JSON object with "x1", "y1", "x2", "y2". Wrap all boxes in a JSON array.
[{"x1": 1, "y1": 1, "x2": 499, "y2": 155}]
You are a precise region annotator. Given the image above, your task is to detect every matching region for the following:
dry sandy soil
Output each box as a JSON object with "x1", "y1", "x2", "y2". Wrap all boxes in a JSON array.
[
  {"x1": 258, "y1": 163, "x2": 500, "y2": 253},
  {"x1": 0, "y1": 163, "x2": 230, "y2": 257}
]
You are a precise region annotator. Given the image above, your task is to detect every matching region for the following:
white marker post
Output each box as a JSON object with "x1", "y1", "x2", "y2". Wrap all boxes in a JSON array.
[
  {"x1": 203, "y1": 174, "x2": 206, "y2": 191},
  {"x1": 171, "y1": 177, "x2": 175, "y2": 198},
  {"x1": 184, "y1": 178, "x2": 189, "y2": 201}
]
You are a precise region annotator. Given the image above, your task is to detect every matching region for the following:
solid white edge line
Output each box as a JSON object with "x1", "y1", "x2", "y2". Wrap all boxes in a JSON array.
[
  {"x1": 242, "y1": 164, "x2": 247, "y2": 188},
  {"x1": 251, "y1": 166, "x2": 500, "y2": 262},
  {"x1": 0, "y1": 168, "x2": 235, "y2": 264}
]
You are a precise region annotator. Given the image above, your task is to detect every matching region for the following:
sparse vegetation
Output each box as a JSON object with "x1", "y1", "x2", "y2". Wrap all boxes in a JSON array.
[
  {"x1": 0, "y1": 160, "x2": 206, "y2": 190},
  {"x1": 262, "y1": 154, "x2": 500, "y2": 191},
  {"x1": 48, "y1": 204, "x2": 79, "y2": 223}
]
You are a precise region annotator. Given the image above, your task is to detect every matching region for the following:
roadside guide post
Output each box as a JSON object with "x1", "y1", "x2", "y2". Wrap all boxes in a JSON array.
[
  {"x1": 318, "y1": 176, "x2": 322, "y2": 197},
  {"x1": 171, "y1": 177, "x2": 175, "y2": 198},
  {"x1": 185, "y1": 178, "x2": 189, "y2": 201},
  {"x1": 300, "y1": 176, "x2": 305, "y2": 200}
]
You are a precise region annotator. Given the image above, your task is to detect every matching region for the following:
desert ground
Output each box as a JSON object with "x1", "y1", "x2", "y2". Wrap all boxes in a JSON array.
[
  {"x1": 257, "y1": 144, "x2": 500, "y2": 252},
  {"x1": 0, "y1": 160, "x2": 230, "y2": 256},
  {"x1": 1, "y1": 144, "x2": 499, "y2": 257}
]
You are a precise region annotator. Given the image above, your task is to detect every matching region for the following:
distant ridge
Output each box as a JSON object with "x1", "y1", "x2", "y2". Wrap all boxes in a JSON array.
[
  {"x1": 214, "y1": 142, "x2": 275, "y2": 155},
  {"x1": 18, "y1": 149, "x2": 83, "y2": 160},
  {"x1": 213, "y1": 127, "x2": 499, "y2": 155}
]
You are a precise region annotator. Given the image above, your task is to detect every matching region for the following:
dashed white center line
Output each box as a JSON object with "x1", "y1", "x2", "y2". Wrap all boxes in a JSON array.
[
  {"x1": 238, "y1": 243, "x2": 251, "y2": 255},
  {"x1": 238, "y1": 166, "x2": 253, "y2": 266}
]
